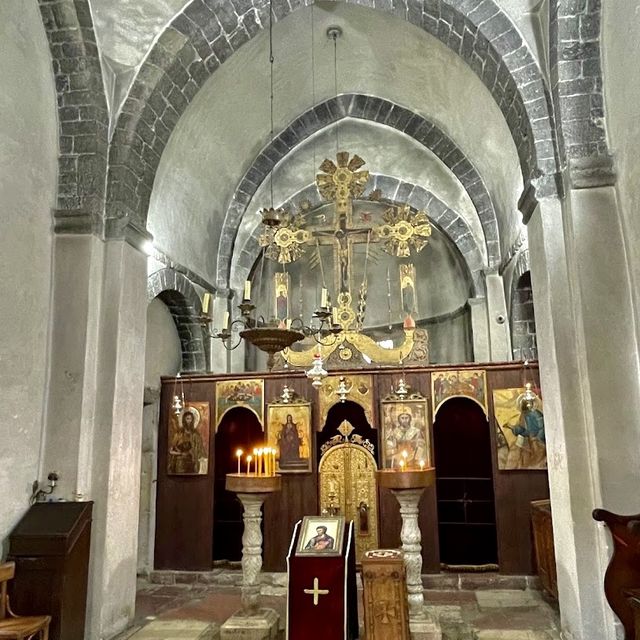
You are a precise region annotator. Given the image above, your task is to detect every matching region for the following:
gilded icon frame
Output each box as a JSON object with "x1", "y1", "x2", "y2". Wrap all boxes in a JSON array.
[
  {"x1": 266, "y1": 401, "x2": 313, "y2": 474},
  {"x1": 380, "y1": 394, "x2": 431, "y2": 469}
]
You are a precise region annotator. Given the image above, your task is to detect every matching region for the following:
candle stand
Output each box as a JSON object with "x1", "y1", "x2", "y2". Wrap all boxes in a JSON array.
[
  {"x1": 220, "y1": 473, "x2": 282, "y2": 640},
  {"x1": 377, "y1": 469, "x2": 442, "y2": 640}
]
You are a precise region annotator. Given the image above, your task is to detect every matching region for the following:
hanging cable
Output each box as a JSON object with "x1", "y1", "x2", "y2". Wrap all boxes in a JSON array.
[
  {"x1": 332, "y1": 28, "x2": 340, "y2": 154},
  {"x1": 269, "y1": 0, "x2": 275, "y2": 208}
]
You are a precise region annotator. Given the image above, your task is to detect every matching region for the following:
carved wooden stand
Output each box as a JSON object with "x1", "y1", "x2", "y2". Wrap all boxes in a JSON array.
[
  {"x1": 377, "y1": 469, "x2": 442, "y2": 639},
  {"x1": 222, "y1": 474, "x2": 281, "y2": 640}
]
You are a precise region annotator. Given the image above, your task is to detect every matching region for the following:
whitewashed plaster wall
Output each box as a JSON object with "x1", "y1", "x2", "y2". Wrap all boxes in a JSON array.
[
  {"x1": 139, "y1": 299, "x2": 181, "y2": 574},
  {"x1": 0, "y1": 0, "x2": 58, "y2": 551},
  {"x1": 602, "y1": 2, "x2": 640, "y2": 329},
  {"x1": 144, "y1": 298, "x2": 182, "y2": 389},
  {"x1": 147, "y1": 3, "x2": 521, "y2": 285},
  {"x1": 89, "y1": 0, "x2": 546, "y2": 81}
]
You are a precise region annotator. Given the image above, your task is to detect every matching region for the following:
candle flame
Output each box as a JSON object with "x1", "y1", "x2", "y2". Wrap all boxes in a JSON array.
[{"x1": 236, "y1": 449, "x2": 243, "y2": 457}]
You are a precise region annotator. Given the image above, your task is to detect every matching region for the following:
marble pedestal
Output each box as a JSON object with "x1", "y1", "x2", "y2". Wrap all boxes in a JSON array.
[
  {"x1": 376, "y1": 470, "x2": 442, "y2": 640},
  {"x1": 221, "y1": 476, "x2": 281, "y2": 640}
]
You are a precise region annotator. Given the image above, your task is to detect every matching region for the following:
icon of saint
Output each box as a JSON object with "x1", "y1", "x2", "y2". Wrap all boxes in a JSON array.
[{"x1": 305, "y1": 525, "x2": 335, "y2": 551}]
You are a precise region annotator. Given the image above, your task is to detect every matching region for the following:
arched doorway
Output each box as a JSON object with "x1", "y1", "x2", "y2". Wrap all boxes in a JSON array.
[
  {"x1": 213, "y1": 407, "x2": 263, "y2": 561},
  {"x1": 433, "y1": 397, "x2": 498, "y2": 568},
  {"x1": 318, "y1": 401, "x2": 379, "y2": 561}
]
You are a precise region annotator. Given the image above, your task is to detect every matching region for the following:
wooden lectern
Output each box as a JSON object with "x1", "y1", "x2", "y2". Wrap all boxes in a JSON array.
[
  {"x1": 286, "y1": 519, "x2": 358, "y2": 640},
  {"x1": 9, "y1": 502, "x2": 93, "y2": 640}
]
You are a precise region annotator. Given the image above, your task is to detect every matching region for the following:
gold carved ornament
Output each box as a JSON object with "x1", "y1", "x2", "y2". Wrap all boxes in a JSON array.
[
  {"x1": 278, "y1": 152, "x2": 429, "y2": 368},
  {"x1": 373, "y1": 204, "x2": 432, "y2": 258},
  {"x1": 318, "y1": 442, "x2": 379, "y2": 563}
]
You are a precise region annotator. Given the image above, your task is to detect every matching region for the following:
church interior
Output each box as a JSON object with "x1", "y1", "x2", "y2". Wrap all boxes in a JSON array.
[{"x1": 2, "y1": 0, "x2": 640, "y2": 639}]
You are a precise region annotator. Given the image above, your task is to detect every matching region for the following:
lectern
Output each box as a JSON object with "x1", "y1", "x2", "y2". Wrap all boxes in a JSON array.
[
  {"x1": 9, "y1": 502, "x2": 93, "y2": 640},
  {"x1": 286, "y1": 519, "x2": 357, "y2": 640}
]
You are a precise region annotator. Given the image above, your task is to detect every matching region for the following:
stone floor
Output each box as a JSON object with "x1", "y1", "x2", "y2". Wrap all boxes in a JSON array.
[{"x1": 113, "y1": 574, "x2": 561, "y2": 640}]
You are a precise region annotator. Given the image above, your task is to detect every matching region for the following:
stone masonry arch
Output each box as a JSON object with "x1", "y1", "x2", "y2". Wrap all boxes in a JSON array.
[
  {"x1": 216, "y1": 94, "x2": 500, "y2": 286},
  {"x1": 106, "y1": 0, "x2": 560, "y2": 234},
  {"x1": 230, "y1": 175, "x2": 485, "y2": 298},
  {"x1": 147, "y1": 268, "x2": 207, "y2": 372}
]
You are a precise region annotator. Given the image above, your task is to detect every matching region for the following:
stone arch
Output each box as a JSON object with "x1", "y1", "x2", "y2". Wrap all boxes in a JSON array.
[
  {"x1": 106, "y1": 0, "x2": 560, "y2": 232},
  {"x1": 37, "y1": 0, "x2": 111, "y2": 236},
  {"x1": 550, "y1": 0, "x2": 614, "y2": 187},
  {"x1": 147, "y1": 268, "x2": 207, "y2": 372},
  {"x1": 509, "y1": 249, "x2": 536, "y2": 360},
  {"x1": 217, "y1": 94, "x2": 500, "y2": 285},
  {"x1": 230, "y1": 175, "x2": 485, "y2": 297}
]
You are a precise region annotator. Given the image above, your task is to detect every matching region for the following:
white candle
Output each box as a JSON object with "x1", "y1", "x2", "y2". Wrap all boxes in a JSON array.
[
  {"x1": 243, "y1": 280, "x2": 251, "y2": 301},
  {"x1": 246, "y1": 455, "x2": 253, "y2": 476},
  {"x1": 202, "y1": 292, "x2": 211, "y2": 314},
  {"x1": 236, "y1": 449, "x2": 243, "y2": 474},
  {"x1": 222, "y1": 311, "x2": 230, "y2": 330},
  {"x1": 419, "y1": 460, "x2": 425, "y2": 471},
  {"x1": 321, "y1": 287, "x2": 328, "y2": 308},
  {"x1": 332, "y1": 306, "x2": 339, "y2": 325}
]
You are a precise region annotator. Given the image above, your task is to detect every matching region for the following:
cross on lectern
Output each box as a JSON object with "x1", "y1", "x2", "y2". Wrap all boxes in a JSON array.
[{"x1": 303, "y1": 577, "x2": 330, "y2": 606}]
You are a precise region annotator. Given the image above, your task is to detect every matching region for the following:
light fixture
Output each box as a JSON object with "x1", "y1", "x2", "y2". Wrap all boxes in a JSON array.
[{"x1": 306, "y1": 353, "x2": 328, "y2": 388}]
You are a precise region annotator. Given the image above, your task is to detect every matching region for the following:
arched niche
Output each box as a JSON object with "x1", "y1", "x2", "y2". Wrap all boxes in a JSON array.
[
  {"x1": 433, "y1": 396, "x2": 498, "y2": 568},
  {"x1": 213, "y1": 406, "x2": 264, "y2": 561}
]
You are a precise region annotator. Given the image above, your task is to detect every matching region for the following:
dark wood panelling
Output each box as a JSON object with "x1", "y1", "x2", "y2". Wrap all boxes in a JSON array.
[
  {"x1": 155, "y1": 363, "x2": 548, "y2": 576},
  {"x1": 155, "y1": 380, "x2": 216, "y2": 570},
  {"x1": 486, "y1": 368, "x2": 550, "y2": 574}
]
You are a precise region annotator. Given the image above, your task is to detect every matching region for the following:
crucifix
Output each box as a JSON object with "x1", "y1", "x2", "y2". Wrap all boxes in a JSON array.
[
  {"x1": 303, "y1": 576, "x2": 330, "y2": 606},
  {"x1": 312, "y1": 152, "x2": 373, "y2": 330}
]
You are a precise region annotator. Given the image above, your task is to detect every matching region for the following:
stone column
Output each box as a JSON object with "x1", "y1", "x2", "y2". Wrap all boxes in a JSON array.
[
  {"x1": 484, "y1": 269, "x2": 511, "y2": 361},
  {"x1": 394, "y1": 488, "x2": 425, "y2": 618},
  {"x1": 468, "y1": 297, "x2": 490, "y2": 362},
  {"x1": 528, "y1": 189, "x2": 640, "y2": 640},
  {"x1": 42, "y1": 233, "x2": 148, "y2": 639},
  {"x1": 238, "y1": 493, "x2": 266, "y2": 610}
]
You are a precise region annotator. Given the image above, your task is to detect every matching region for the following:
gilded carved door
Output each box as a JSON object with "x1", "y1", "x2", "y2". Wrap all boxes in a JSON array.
[{"x1": 318, "y1": 442, "x2": 379, "y2": 562}]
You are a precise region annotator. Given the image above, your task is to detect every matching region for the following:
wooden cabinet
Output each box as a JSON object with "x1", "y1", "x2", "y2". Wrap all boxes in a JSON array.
[
  {"x1": 531, "y1": 499, "x2": 557, "y2": 599},
  {"x1": 8, "y1": 502, "x2": 93, "y2": 640}
]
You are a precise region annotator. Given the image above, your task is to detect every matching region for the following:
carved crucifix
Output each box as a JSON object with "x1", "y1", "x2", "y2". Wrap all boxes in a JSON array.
[{"x1": 312, "y1": 152, "x2": 373, "y2": 329}]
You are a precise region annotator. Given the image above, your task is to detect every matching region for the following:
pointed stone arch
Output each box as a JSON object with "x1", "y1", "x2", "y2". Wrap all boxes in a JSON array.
[
  {"x1": 229, "y1": 175, "x2": 486, "y2": 297},
  {"x1": 106, "y1": 0, "x2": 560, "y2": 233},
  {"x1": 216, "y1": 94, "x2": 500, "y2": 286}
]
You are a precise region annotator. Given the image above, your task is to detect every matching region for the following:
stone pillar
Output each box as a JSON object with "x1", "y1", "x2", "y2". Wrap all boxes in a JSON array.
[
  {"x1": 468, "y1": 297, "x2": 490, "y2": 362},
  {"x1": 484, "y1": 270, "x2": 511, "y2": 361},
  {"x1": 42, "y1": 234, "x2": 148, "y2": 639},
  {"x1": 238, "y1": 493, "x2": 266, "y2": 610},
  {"x1": 528, "y1": 189, "x2": 640, "y2": 640}
]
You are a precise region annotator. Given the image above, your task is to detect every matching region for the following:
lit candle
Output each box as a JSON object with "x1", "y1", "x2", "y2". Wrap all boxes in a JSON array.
[
  {"x1": 264, "y1": 447, "x2": 269, "y2": 476},
  {"x1": 222, "y1": 311, "x2": 230, "y2": 330},
  {"x1": 272, "y1": 449, "x2": 277, "y2": 475},
  {"x1": 332, "y1": 306, "x2": 339, "y2": 325},
  {"x1": 402, "y1": 450, "x2": 409, "y2": 468},
  {"x1": 236, "y1": 449, "x2": 243, "y2": 474},
  {"x1": 399, "y1": 459, "x2": 405, "y2": 471},
  {"x1": 321, "y1": 287, "x2": 328, "y2": 308},
  {"x1": 257, "y1": 448, "x2": 263, "y2": 476},
  {"x1": 243, "y1": 280, "x2": 251, "y2": 301},
  {"x1": 202, "y1": 292, "x2": 211, "y2": 314},
  {"x1": 246, "y1": 455, "x2": 253, "y2": 476},
  {"x1": 419, "y1": 460, "x2": 425, "y2": 471}
]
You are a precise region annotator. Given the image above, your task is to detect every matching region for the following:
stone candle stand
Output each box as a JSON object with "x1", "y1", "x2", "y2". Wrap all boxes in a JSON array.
[
  {"x1": 377, "y1": 468, "x2": 442, "y2": 639},
  {"x1": 221, "y1": 473, "x2": 282, "y2": 640}
]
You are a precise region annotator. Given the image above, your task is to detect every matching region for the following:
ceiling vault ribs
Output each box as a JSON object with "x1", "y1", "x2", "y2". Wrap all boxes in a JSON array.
[{"x1": 105, "y1": 0, "x2": 560, "y2": 238}]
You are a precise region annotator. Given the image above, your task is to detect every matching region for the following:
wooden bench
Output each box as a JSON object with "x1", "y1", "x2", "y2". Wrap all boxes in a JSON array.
[{"x1": 0, "y1": 562, "x2": 50, "y2": 640}]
